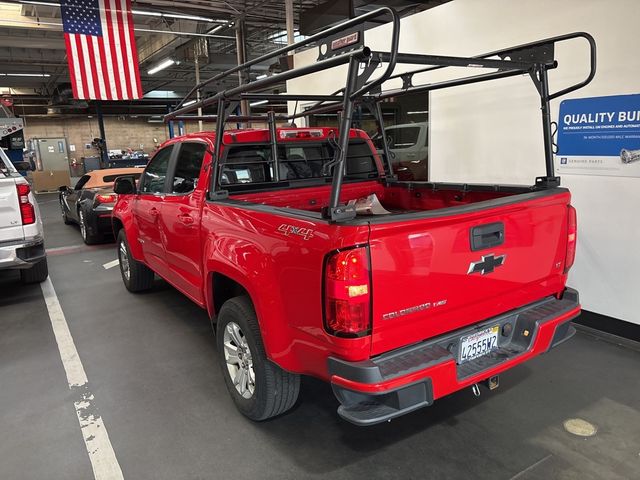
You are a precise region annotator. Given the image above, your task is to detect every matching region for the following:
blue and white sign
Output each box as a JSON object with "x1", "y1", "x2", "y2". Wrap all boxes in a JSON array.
[{"x1": 556, "y1": 93, "x2": 640, "y2": 177}]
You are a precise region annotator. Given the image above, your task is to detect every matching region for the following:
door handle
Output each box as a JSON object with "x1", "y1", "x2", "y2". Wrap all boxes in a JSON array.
[
  {"x1": 470, "y1": 222, "x2": 505, "y2": 251},
  {"x1": 149, "y1": 207, "x2": 159, "y2": 217},
  {"x1": 178, "y1": 213, "x2": 194, "y2": 225}
]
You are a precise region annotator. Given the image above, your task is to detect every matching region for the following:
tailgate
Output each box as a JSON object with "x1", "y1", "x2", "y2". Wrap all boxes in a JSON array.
[
  {"x1": 0, "y1": 178, "x2": 23, "y2": 243},
  {"x1": 368, "y1": 189, "x2": 571, "y2": 356}
]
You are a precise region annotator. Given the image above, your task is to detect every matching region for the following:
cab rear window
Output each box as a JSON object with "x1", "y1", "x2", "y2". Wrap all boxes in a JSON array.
[{"x1": 221, "y1": 140, "x2": 378, "y2": 186}]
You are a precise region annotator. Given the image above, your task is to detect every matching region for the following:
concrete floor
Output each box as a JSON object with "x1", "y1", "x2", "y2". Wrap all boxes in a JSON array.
[{"x1": 1, "y1": 194, "x2": 639, "y2": 480}]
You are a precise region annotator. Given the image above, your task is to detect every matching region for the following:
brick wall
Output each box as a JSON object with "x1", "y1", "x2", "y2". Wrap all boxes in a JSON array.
[
  {"x1": 24, "y1": 116, "x2": 281, "y2": 163},
  {"x1": 23, "y1": 117, "x2": 173, "y2": 161}
]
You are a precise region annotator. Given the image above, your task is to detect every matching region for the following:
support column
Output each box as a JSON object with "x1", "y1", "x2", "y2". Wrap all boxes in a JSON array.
[
  {"x1": 96, "y1": 101, "x2": 108, "y2": 167},
  {"x1": 195, "y1": 56, "x2": 203, "y2": 132},
  {"x1": 235, "y1": 18, "x2": 250, "y2": 126},
  {"x1": 285, "y1": 0, "x2": 295, "y2": 47},
  {"x1": 167, "y1": 105, "x2": 175, "y2": 139}
]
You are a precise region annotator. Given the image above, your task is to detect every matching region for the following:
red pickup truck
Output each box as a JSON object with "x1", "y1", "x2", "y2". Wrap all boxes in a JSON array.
[
  {"x1": 112, "y1": 125, "x2": 579, "y2": 425},
  {"x1": 112, "y1": 10, "x2": 594, "y2": 425}
]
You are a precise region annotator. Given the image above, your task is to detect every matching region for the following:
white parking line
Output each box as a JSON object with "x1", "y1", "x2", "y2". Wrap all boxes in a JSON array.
[
  {"x1": 41, "y1": 277, "x2": 124, "y2": 480},
  {"x1": 102, "y1": 259, "x2": 119, "y2": 270}
]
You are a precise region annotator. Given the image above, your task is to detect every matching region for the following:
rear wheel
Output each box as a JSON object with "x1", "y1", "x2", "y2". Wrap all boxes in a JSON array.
[
  {"x1": 60, "y1": 198, "x2": 72, "y2": 225},
  {"x1": 216, "y1": 296, "x2": 300, "y2": 421},
  {"x1": 20, "y1": 257, "x2": 49, "y2": 284},
  {"x1": 78, "y1": 209, "x2": 101, "y2": 245},
  {"x1": 117, "y1": 229, "x2": 154, "y2": 292}
]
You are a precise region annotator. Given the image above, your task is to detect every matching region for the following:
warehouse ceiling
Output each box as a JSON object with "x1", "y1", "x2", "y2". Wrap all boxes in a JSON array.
[{"x1": 0, "y1": 0, "x2": 451, "y2": 117}]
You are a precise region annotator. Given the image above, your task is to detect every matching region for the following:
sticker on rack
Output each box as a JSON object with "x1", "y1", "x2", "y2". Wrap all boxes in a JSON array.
[{"x1": 277, "y1": 223, "x2": 315, "y2": 240}]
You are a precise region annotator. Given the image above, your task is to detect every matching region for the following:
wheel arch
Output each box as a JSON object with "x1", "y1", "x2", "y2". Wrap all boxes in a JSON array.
[
  {"x1": 112, "y1": 217, "x2": 124, "y2": 237},
  {"x1": 113, "y1": 214, "x2": 144, "y2": 261},
  {"x1": 207, "y1": 270, "x2": 252, "y2": 323}
]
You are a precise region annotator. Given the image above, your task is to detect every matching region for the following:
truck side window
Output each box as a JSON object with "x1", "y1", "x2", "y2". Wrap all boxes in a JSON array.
[
  {"x1": 140, "y1": 146, "x2": 173, "y2": 194},
  {"x1": 171, "y1": 143, "x2": 206, "y2": 194}
]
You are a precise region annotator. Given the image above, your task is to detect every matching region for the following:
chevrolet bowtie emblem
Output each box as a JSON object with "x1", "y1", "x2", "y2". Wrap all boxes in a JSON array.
[{"x1": 468, "y1": 254, "x2": 506, "y2": 275}]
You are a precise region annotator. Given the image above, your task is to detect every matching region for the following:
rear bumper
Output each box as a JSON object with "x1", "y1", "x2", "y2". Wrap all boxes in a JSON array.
[
  {"x1": 328, "y1": 288, "x2": 580, "y2": 426},
  {"x1": 89, "y1": 207, "x2": 115, "y2": 235},
  {"x1": 0, "y1": 236, "x2": 46, "y2": 270}
]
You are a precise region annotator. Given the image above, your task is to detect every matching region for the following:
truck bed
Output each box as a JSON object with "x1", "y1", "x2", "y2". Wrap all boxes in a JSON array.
[
  {"x1": 227, "y1": 179, "x2": 572, "y2": 357},
  {"x1": 230, "y1": 180, "x2": 531, "y2": 218}
]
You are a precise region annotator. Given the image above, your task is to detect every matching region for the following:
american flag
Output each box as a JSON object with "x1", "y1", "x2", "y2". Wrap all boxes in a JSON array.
[{"x1": 61, "y1": 0, "x2": 143, "y2": 100}]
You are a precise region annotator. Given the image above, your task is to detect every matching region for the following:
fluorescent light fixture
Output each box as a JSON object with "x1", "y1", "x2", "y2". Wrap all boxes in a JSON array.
[
  {"x1": 131, "y1": 9, "x2": 162, "y2": 17},
  {"x1": 0, "y1": 73, "x2": 50, "y2": 77},
  {"x1": 206, "y1": 25, "x2": 224, "y2": 35},
  {"x1": 20, "y1": 1, "x2": 59, "y2": 6},
  {"x1": 132, "y1": 9, "x2": 223, "y2": 23},
  {"x1": 20, "y1": 4, "x2": 229, "y2": 25},
  {"x1": 144, "y1": 90, "x2": 180, "y2": 98},
  {"x1": 249, "y1": 100, "x2": 268, "y2": 107},
  {"x1": 407, "y1": 111, "x2": 428, "y2": 114},
  {"x1": 256, "y1": 74, "x2": 268, "y2": 80},
  {"x1": 183, "y1": 100, "x2": 196, "y2": 107},
  {"x1": 148, "y1": 59, "x2": 175, "y2": 75},
  {"x1": 164, "y1": 13, "x2": 216, "y2": 22}
]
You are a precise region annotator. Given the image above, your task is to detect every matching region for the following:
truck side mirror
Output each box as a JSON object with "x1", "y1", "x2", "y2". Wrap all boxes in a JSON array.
[{"x1": 113, "y1": 176, "x2": 136, "y2": 195}]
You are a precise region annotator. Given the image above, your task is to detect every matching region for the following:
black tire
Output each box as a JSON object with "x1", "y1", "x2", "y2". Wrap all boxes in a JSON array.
[
  {"x1": 20, "y1": 257, "x2": 49, "y2": 284},
  {"x1": 78, "y1": 208, "x2": 101, "y2": 245},
  {"x1": 117, "y1": 229, "x2": 154, "y2": 292},
  {"x1": 217, "y1": 296, "x2": 300, "y2": 421},
  {"x1": 60, "y1": 198, "x2": 72, "y2": 225}
]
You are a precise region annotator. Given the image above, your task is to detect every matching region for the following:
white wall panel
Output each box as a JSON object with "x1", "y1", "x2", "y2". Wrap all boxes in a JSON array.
[{"x1": 288, "y1": 0, "x2": 640, "y2": 324}]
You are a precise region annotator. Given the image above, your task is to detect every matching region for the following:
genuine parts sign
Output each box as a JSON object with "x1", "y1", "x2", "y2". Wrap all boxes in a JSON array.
[{"x1": 556, "y1": 93, "x2": 640, "y2": 177}]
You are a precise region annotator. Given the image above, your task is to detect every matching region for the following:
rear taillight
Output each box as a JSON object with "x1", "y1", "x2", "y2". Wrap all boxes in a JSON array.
[
  {"x1": 96, "y1": 194, "x2": 117, "y2": 204},
  {"x1": 564, "y1": 205, "x2": 577, "y2": 273},
  {"x1": 16, "y1": 184, "x2": 35, "y2": 225},
  {"x1": 323, "y1": 246, "x2": 371, "y2": 337}
]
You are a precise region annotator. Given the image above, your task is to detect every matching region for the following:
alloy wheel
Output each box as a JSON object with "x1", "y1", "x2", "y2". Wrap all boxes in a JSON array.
[
  {"x1": 223, "y1": 321, "x2": 255, "y2": 399},
  {"x1": 79, "y1": 210, "x2": 87, "y2": 240},
  {"x1": 119, "y1": 241, "x2": 130, "y2": 281}
]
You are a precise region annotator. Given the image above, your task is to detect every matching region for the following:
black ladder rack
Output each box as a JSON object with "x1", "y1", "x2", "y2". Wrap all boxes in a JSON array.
[{"x1": 165, "y1": 7, "x2": 596, "y2": 222}]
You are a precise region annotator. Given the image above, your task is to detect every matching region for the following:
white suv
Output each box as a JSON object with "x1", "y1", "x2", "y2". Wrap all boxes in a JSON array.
[{"x1": 0, "y1": 148, "x2": 48, "y2": 283}]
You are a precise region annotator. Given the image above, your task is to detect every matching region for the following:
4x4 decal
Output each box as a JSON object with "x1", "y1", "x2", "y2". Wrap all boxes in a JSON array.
[{"x1": 277, "y1": 224, "x2": 315, "y2": 240}]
